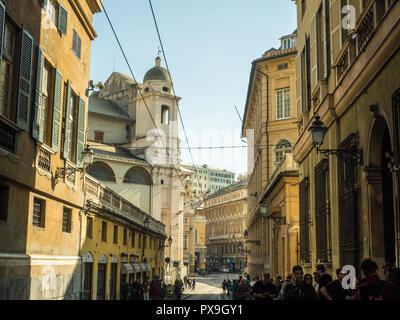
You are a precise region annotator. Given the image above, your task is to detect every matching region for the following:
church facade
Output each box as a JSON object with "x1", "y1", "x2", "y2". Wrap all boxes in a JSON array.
[{"x1": 87, "y1": 57, "x2": 189, "y2": 282}]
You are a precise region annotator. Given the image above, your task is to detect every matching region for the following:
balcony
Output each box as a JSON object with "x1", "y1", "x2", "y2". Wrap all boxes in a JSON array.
[
  {"x1": 36, "y1": 144, "x2": 53, "y2": 173},
  {"x1": 84, "y1": 174, "x2": 166, "y2": 236}
]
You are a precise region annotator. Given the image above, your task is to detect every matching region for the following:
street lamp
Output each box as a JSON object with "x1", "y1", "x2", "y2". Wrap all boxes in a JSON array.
[
  {"x1": 309, "y1": 115, "x2": 362, "y2": 165},
  {"x1": 53, "y1": 145, "x2": 94, "y2": 185}
]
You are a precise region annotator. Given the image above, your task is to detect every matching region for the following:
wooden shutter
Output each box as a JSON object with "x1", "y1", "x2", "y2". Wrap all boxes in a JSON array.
[
  {"x1": 58, "y1": 4, "x2": 68, "y2": 35},
  {"x1": 295, "y1": 53, "x2": 303, "y2": 115},
  {"x1": 299, "y1": 178, "x2": 310, "y2": 263},
  {"x1": 32, "y1": 47, "x2": 44, "y2": 141},
  {"x1": 63, "y1": 81, "x2": 72, "y2": 160},
  {"x1": 17, "y1": 30, "x2": 34, "y2": 131},
  {"x1": 310, "y1": 13, "x2": 318, "y2": 91},
  {"x1": 0, "y1": 1, "x2": 5, "y2": 80},
  {"x1": 323, "y1": 0, "x2": 331, "y2": 79},
  {"x1": 76, "y1": 97, "x2": 85, "y2": 167},
  {"x1": 52, "y1": 69, "x2": 62, "y2": 152},
  {"x1": 330, "y1": 0, "x2": 342, "y2": 63}
]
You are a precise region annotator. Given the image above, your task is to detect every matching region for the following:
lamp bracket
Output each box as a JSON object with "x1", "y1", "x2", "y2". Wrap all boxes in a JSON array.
[{"x1": 316, "y1": 146, "x2": 363, "y2": 166}]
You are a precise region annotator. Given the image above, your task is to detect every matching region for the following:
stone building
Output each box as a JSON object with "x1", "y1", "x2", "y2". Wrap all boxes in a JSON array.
[
  {"x1": 204, "y1": 181, "x2": 247, "y2": 272},
  {"x1": 87, "y1": 56, "x2": 187, "y2": 283},
  {"x1": 242, "y1": 30, "x2": 299, "y2": 278},
  {"x1": 0, "y1": 0, "x2": 102, "y2": 299},
  {"x1": 292, "y1": 0, "x2": 400, "y2": 275}
]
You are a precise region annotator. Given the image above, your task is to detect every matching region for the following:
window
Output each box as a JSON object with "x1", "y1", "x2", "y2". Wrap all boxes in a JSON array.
[
  {"x1": 0, "y1": 185, "x2": 9, "y2": 221},
  {"x1": 301, "y1": 0, "x2": 306, "y2": 19},
  {"x1": 161, "y1": 105, "x2": 169, "y2": 124},
  {"x1": 86, "y1": 216, "x2": 93, "y2": 239},
  {"x1": 101, "y1": 221, "x2": 107, "y2": 242},
  {"x1": 62, "y1": 207, "x2": 72, "y2": 233},
  {"x1": 274, "y1": 140, "x2": 292, "y2": 166},
  {"x1": 39, "y1": 63, "x2": 54, "y2": 145},
  {"x1": 94, "y1": 130, "x2": 104, "y2": 142},
  {"x1": 276, "y1": 88, "x2": 290, "y2": 119},
  {"x1": 0, "y1": 21, "x2": 16, "y2": 119},
  {"x1": 162, "y1": 87, "x2": 169, "y2": 92},
  {"x1": 278, "y1": 64, "x2": 288, "y2": 70},
  {"x1": 144, "y1": 87, "x2": 149, "y2": 93},
  {"x1": 184, "y1": 235, "x2": 188, "y2": 250},
  {"x1": 87, "y1": 161, "x2": 116, "y2": 182},
  {"x1": 33, "y1": 198, "x2": 45, "y2": 227},
  {"x1": 138, "y1": 233, "x2": 141, "y2": 248},
  {"x1": 315, "y1": 159, "x2": 331, "y2": 262},
  {"x1": 62, "y1": 84, "x2": 79, "y2": 163},
  {"x1": 143, "y1": 235, "x2": 146, "y2": 249},
  {"x1": 113, "y1": 225, "x2": 118, "y2": 244},
  {"x1": 123, "y1": 228, "x2": 127, "y2": 245},
  {"x1": 131, "y1": 230, "x2": 135, "y2": 248},
  {"x1": 125, "y1": 124, "x2": 130, "y2": 139},
  {"x1": 72, "y1": 29, "x2": 81, "y2": 59},
  {"x1": 299, "y1": 178, "x2": 310, "y2": 263}
]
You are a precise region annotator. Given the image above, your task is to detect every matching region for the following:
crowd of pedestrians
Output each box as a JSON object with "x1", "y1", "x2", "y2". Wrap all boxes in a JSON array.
[
  {"x1": 227, "y1": 259, "x2": 400, "y2": 300},
  {"x1": 120, "y1": 274, "x2": 197, "y2": 300}
]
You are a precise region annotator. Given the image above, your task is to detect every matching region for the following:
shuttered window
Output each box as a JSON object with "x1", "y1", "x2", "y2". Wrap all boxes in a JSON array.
[
  {"x1": 314, "y1": 158, "x2": 331, "y2": 263},
  {"x1": 76, "y1": 97, "x2": 85, "y2": 167},
  {"x1": 299, "y1": 178, "x2": 310, "y2": 263},
  {"x1": 101, "y1": 221, "x2": 107, "y2": 242},
  {"x1": 17, "y1": 30, "x2": 33, "y2": 130},
  {"x1": 52, "y1": 69, "x2": 62, "y2": 152},
  {"x1": 33, "y1": 197, "x2": 45, "y2": 228},
  {"x1": 338, "y1": 134, "x2": 361, "y2": 268},
  {"x1": 123, "y1": 228, "x2": 127, "y2": 245},
  {"x1": 72, "y1": 29, "x2": 81, "y2": 59},
  {"x1": 131, "y1": 230, "x2": 135, "y2": 248},
  {"x1": 62, "y1": 81, "x2": 79, "y2": 163},
  {"x1": 57, "y1": 4, "x2": 68, "y2": 35},
  {"x1": 324, "y1": 0, "x2": 331, "y2": 79},
  {"x1": 32, "y1": 47, "x2": 44, "y2": 141},
  {"x1": 276, "y1": 88, "x2": 290, "y2": 120},
  {"x1": 113, "y1": 225, "x2": 118, "y2": 244},
  {"x1": 86, "y1": 216, "x2": 93, "y2": 239},
  {"x1": 62, "y1": 207, "x2": 72, "y2": 233},
  {"x1": 305, "y1": 36, "x2": 311, "y2": 111}
]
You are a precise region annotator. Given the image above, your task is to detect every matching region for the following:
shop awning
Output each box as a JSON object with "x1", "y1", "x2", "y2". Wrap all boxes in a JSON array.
[
  {"x1": 131, "y1": 263, "x2": 142, "y2": 273},
  {"x1": 121, "y1": 263, "x2": 134, "y2": 274},
  {"x1": 137, "y1": 262, "x2": 151, "y2": 272}
]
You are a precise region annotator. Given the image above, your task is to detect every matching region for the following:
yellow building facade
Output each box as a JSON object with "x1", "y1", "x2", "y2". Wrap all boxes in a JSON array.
[
  {"x1": 205, "y1": 182, "x2": 247, "y2": 272},
  {"x1": 293, "y1": 0, "x2": 400, "y2": 276},
  {"x1": 242, "y1": 31, "x2": 299, "y2": 278}
]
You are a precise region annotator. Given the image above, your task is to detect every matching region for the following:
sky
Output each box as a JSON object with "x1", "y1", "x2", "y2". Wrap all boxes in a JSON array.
[{"x1": 89, "y1": 0, "x2": 297, "y2": 177}]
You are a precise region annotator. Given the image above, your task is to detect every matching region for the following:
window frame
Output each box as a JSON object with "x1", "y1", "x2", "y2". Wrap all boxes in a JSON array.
[
  {"x1": 0, "y1": 184, "x2": 9, "y2": 221},
  {"x1": 113, "y1": 225, "x2": 118, "y2": 244},
  {"x1": 62, "y1": 206, "x2": 72, "y2": 233},
  {"x1": 276, "y1": 87, "x2": 291, "y2": 120},
  {"x1": 72, "y1": 29, "x2": 81, "y2": 59},
  {"x1": 101, "y1": 221, "x2": 107, "y2": 242},
  {"x1": 32, "y1": 197, "x2": 46, "y2": 228},
  {"x1": 86, "y1": 216, "x2": 93, "y2": 239}
]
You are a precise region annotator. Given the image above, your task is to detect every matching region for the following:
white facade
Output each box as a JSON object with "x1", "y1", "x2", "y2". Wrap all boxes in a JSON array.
[{"x1": 87, "y1": 57, "x2": 186, "y2": 282}]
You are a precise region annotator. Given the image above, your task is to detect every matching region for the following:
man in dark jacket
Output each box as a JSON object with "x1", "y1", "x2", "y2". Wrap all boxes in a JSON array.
[
  {"x1": 150, "y1": 276, "x2": 163, "y2": 300},
  {"x1": 356, "y1": 259, "x2": 400, "y2": 300},
  {"x1": 251, "y1": 273, "x2": 277, "y2": 300},
  {"x1": 284, "y1": 265, "x2": 318, "y2": 300},
  {"x1": 320, "y1": 268, "x2": 353, "y2": 300},
  {"x1": 238, "y1": 278, "x2": 251, "y2": 300},
  {"x1": 315, "y1": 264, "x2": 332, "y2": 299},
  {"x1": 120, "y1": 274, "x2": 130, "y2": 300}
]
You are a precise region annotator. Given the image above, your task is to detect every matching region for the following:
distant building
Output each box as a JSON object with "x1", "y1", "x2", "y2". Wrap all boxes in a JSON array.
[
  {"x1": 182, "y1": 164, "x2": 235, "y2": 197},
  {"x1": 204, "y1": 181, "x2": 247, "y2": 272}
]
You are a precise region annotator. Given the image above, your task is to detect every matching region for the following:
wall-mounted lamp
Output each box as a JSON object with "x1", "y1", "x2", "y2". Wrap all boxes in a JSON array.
[
  {"x1": 86, "y1": 80, "x2": 104, "y2": 96},
  {"x1": 53, "y1": 145, "x2": 94, "y2": 187},
  {"x1": 309, "y1": 116, "x2": 362, "y2": 166}
]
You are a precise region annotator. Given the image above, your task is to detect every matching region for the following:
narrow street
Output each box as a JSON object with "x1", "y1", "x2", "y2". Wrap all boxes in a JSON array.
[{"x1": 182, "y1": 272, "x2": 239, "y2": 300}]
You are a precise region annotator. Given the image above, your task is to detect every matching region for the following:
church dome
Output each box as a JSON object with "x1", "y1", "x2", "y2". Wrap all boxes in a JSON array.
[{"x1": 143, "y1": 56, "x2": 171, "y2": 82}]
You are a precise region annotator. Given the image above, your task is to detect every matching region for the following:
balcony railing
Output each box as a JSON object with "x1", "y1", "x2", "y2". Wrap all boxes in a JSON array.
[
  {"x1": 0, "y1": 117, "x2": 17, "y2": 154},
  {"x1": 37, "y1": 145, "x2": 52, "y2": 173},
  {"x1": 84, "y1": 174, "x2": 166, "y2": 236}
]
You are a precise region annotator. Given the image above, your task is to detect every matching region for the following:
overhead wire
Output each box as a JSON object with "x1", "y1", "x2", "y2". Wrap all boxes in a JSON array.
[
  {"x1": 100, "y1": 2, "x2": 186, "y2": 188},
  {"x1": 148, "y1": 0, "x2": 203, "y2": 191}
]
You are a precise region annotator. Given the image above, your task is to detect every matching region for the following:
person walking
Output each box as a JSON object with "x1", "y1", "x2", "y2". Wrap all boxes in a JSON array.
[
  {"x1": 226, "y1": 279, "x2": 232, "y2": 295},
  {"x1": 143, "y1": 280, "x2": 150, "y2": 300},
  {"x1": 284, "y1": 266, "x2": 318, "y2": 300},
  {"x1": 174, "y1": 279, "x2": 183, "y2": 300},
  {"x1": 238, "y1": 278, "x2": 251, "y2": 300},
  {"x1": 356, "y1": 259, "x2": 400, "y2": 300},
  {"x1": 120, "y1": 274, "x2": 130, "y2": 300},
  {"x1": 275, "y1": 274, "x2": 292, "y2": 300},
  {"x1": 150, "y1": 276, "x2": 163, "y2": 300},
  {"x1": 275, "y1": 276, "x2": 283, "y2": 295},
  {"x1": 184, "y1": 275, "x2": 188, "y2": 290},
  {"x1": 192, "y1": 278, "x2": 196, "y2": 291},
  {"x1": 221, "y1": 279, "x2": 227, "y2": 294}
]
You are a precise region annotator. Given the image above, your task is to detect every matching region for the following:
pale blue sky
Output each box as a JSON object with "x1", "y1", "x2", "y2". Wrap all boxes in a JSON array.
[{"x1": 89, "y1": 0, "x2": 297, "y2": 176}]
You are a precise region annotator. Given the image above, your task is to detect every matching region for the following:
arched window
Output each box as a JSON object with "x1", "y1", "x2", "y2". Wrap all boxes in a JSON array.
[
  {"x1": 161, "y1": 105, "x2": 169, "y2": 124},
  {"x1": 87, "y1": 161, "x2": 116, "y2": 182},
  {"x1": 124, "y1": 166, "x2": 152, "y2": 185},
  {"x1": 274, "y1": 139, "x2": 292, "y2": 166}
]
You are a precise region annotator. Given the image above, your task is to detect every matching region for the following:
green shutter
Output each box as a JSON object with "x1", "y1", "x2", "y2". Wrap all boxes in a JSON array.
[
  {"x1": 52, "y1": 69, "x2": 62, "y2": 152},
  {"x1": 76, "y1": 97, "x2": 85, "y2": 167},
  {"x1": 58, "y1": 4, "x2": 68, "y2": 35},
  {"x1": 63, "y1": 81, "x2": 72, "y2": 160},
  {"x1": 32, "y1": 47, "x2": 44, "y2": 141},
  {"x1": 0, "y1": 1, "x2": 5, "y2": 81},
  {"x1": 17, "y1": 30, "x2": 34, "y2": 131}
]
